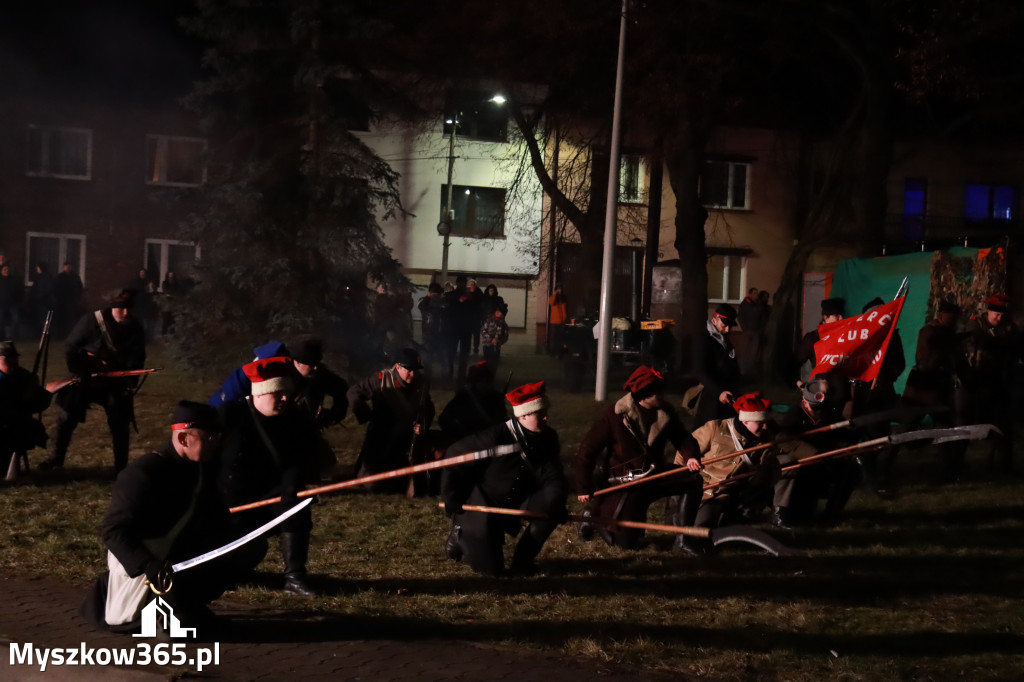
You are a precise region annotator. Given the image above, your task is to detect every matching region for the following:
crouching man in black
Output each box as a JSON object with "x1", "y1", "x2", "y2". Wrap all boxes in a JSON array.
[
  {"x1": 81, "y1": 401, "x2": 262, "y2": 634},
  {"x1": 442, "y1": 381, "x2": 568, "y2": 576}
]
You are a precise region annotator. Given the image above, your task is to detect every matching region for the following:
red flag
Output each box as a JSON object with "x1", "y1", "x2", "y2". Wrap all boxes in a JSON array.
[{"x1": 811, "y1": 297, "x2": 906, "y2": 382}]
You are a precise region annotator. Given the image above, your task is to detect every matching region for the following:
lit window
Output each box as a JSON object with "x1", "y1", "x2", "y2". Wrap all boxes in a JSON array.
[
  {"x1": 700, "y1": 160, "x2": 750, "y2": 210},
  {"x1": 619, "y1": 154, "x2": 645, "y2": 204},
  {"x1": 440, "y1": 185, "x2": 506, "y2": 238},
  {"x1": 707, "y1": 254, "x2": 746, "y2": 303},
  {"x1": 146, "y1": 135, "x2": 206, "y2": 186},
  {"x1": 26, "y1": 125, "x2": 92, "y2": 180},
  {"x1": 442, "y1": 91, "x2": 507, "y2": 142},
  {"x1": 965, "y1": 183, "x2": 1017, "y2": 221}
]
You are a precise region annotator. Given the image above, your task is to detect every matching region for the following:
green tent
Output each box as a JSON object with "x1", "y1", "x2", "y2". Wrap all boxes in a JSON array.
[{"x1": 828, "y1": 247, "x2": 979, "y2": 394}]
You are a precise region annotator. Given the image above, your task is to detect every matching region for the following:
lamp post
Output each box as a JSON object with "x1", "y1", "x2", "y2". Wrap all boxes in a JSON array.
[{"x1": 438, "y1": 117, "x2": 457, "y2": 284}]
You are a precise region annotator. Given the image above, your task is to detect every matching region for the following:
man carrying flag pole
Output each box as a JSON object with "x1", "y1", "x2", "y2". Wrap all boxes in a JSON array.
[{"x1": 803, "y1": 281, "x2": 909, "y2": 502}]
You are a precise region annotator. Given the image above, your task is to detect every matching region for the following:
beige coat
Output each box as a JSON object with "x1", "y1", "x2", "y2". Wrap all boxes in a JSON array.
[{"x1": 677, "y1": 418, "x2": 776, "y2": 500}]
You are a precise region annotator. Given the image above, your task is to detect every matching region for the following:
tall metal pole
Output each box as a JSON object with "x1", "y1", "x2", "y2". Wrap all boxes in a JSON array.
[
  {"x1": 440, "y1": 121, "x2": 456, "y2": 283},
  {"x1": 595, "y1": 0, "x2": 628, "y2": 401}
]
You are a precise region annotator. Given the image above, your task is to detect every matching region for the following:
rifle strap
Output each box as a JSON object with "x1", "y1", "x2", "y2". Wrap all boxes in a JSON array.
[
  {"x1": 94, "y1": 310, "x2": 118, "y2": 355},
  {"x1": 246, "y1": 397, "x2": 285, "y2": 469}
]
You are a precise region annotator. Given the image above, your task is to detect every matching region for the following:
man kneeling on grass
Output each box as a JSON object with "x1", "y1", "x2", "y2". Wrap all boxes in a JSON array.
[
  {"x1": 441, "y1": 381, "x2": 568, "y2": 576},
  {"x1": 81, "y1": 401, "x2": 263, "y2": 634}
]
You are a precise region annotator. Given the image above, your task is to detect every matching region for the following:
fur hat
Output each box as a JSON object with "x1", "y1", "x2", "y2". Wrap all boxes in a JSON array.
[
  {"x1": 0, "y1": 340, "x2": 18, "y2": 357},
  {"x1": 506, "y1": 381, "x2": 549, "y2": 417},
  {"x1": 396, "y1": 348, "x2": 423, "y2": 370},
  {"x1": 986, "y1": 294, "x2": 1009, "y2": 313},
  {"x1": 623, "y1": 365, "x2": 664, "y2": 399},
  {"x1": 243, "y1": 357, "x2": 295, "y2": 396},
  {"x1": 821, "y1": 298, "x2": 845, "y2": 318}
]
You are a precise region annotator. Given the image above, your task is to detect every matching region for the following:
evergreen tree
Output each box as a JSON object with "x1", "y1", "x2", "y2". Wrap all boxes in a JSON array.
[{"x1": 173, "y1": 0, "x2": 407, "y2": 367}]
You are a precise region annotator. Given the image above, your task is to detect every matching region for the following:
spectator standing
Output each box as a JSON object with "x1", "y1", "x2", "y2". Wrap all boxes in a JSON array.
[
  {"x1": 0, "y1": 264, "x2": 23, "y2": 339},
  {"x1": 737, "y1": 287, "x2": 766, "y2": 378},
  {"x1": 481, "y1": 308, "x2": 510, "y2": 369},
  {"x1": 28, "y1": 263, "x2": 56, "y2": 336},
  {"x1": 547, "y1": 283, "x2": 567, "y2": 355}
]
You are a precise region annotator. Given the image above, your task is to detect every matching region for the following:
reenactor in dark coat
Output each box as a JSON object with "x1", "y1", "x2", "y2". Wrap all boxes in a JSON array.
[
  {"x1": 442, "y1": 382, "x2": 567, "y2": 576},
  {"x1": 218, "y1": 357, "x2": 333, "y2": 595},
  {"x1": 691, "y1": 304, "x2": 742, "y2": 427},
  {"x1": 877, "y1": 300, "x2": 961, "y2": 492},
  {"x1": 0, "y1": 341, "x2": 52, "y2": 479},
  {"x1": 41, "y1": 290, "x2": 146, "y2": 472},
  {"x1": 576, "y1": 366, "x2": 704, "y2": 553},
  {"x1": 957, "y1": 294, "x2": 1018, "y2": 475},
  {"x1": 81, "y1": 401, "x2": 262, "y2": 633},
  {"x1": 348, "y1": 348, "x2": 435, "y2": 493},
  {"x1": 290, "y1": 335, "x2": 349, "y2": 430},
  {"x1": 438, "y1": 361, "x2": 508, "y2": 443}
]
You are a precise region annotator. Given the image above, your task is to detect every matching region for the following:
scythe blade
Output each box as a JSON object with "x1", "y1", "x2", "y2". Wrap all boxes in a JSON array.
[{"x1": 709, "y1": 525, "x2": 800, "y2": 557}]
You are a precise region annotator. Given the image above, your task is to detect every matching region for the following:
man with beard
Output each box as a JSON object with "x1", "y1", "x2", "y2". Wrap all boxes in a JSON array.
[{"x1": 348, "y1": 348, "x2": 434, "y2": 493}]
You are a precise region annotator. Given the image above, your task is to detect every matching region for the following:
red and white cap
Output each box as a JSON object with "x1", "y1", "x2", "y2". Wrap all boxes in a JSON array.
[
  {"x1": 506, "y1": 381, "x2": 549, "y2": 417},
  {"x1": 733, "y1": 392, "x2": 771, "y2": 422},
  {"x1": 243, "y1": 356, "x2": 295, "y2": 396}
]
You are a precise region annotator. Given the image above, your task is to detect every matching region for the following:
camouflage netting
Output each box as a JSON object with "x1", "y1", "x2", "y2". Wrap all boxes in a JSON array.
[{"x1": 928, "y1": 238, "x2": 1009, "y2": 325}]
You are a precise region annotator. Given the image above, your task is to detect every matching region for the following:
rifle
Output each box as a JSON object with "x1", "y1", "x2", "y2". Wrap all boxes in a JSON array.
[
  {"x1": 20, "y1": 310, "x2": 55, "y2": 474},
  {"x1": 46, "y1": 367, "x2": 164, "y2": 394}
]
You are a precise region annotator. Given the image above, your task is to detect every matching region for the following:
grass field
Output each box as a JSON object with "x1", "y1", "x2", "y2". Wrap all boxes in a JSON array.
[{"x1": 2, "y1": 339, "x2": 1023, "y2": 681}]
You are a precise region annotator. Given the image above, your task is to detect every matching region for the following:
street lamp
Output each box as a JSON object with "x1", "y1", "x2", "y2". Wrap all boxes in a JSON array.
[{"x1": 439, "y1": 117, "x2": 457, "y2": 284}]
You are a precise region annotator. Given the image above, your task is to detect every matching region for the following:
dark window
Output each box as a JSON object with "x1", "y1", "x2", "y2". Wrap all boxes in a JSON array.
[
  {"x1": 26, "y1": 126, "x2": 92, "y2": 179},
  {"x1": 443, "y1": 91, "x2": 507, "y2": 142},
  {"x1": 965, "y1": 183, "x2": 1017, "y2": 221},
  {"x1": 441, "y1": 185, "x2": 506, "y2": 238},
  {"x1": 700, "y1": 160, "x2": 749, "y2": 209}
]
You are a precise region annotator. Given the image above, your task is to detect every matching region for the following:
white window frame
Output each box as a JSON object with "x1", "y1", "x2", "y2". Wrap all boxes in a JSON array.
[
  {"x1": 145, "y1": 134, "x2": 207, "y2": 187},
  {"x1": 618, "y1": 154, "x2": 646, "y2": 204},
  {"x1": 701, "y1": 160, "x2": 751, "y2": 210},
  {"x1": 707, "y1": 254, "x2": 747, "y2": 304},
  {"x1": 24, "y1": 232, "x2": 87, "y2": 285},
  {"x1": 144, "y1": 239, "x2": 201, "y2": 289},
  {"x1": 26, "y1": 125, "x2": 93, "y2": 180}
]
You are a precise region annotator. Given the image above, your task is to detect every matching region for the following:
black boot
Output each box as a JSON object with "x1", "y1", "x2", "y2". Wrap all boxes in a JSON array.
[
  {"x1": 669, "y1": 491, "x2": 708, "y2": 556},
  {"x1": 768, "y1": 506, "x2": 793, "y2": 530},
  {"x1": 509, "y1": 529, "x2": 545, "y2": 575},
  {"x1": 280, "y1": 532, "x2": 317, "y2": 596},
  {"x1": 39, "y1": 421, "x2": 74, "y2": 470},
  {"x1": 445, "y1": 523, "x2": 463, "y2": 561}
]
